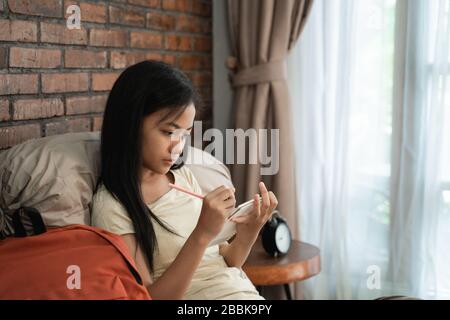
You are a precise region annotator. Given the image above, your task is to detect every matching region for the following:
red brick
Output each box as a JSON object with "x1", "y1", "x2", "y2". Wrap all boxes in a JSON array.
[
  {"x1": 163, "y1": 54, "x2": 176, "y2": 65},
  {"x1": 8, "y1": 0, "x2": 62, "y2": 18},
  {"x1": 93, "y1": 116, "x2": 103, "y2": 131},
  {"x1": 0, "y1": 124, "x2": 41, "y2": 149},
  {"x1": 162, "y1": 0, "x2": 191, "y2": 11},
  {"x1": 92, "y1": 72, "x2": 120, "y2": 91},
  {"x1": 147, "y1": 52, "x2": 164, "y2": 61},
  {"x1": 130, "y1": 31, "x2": 162, "y2": 49},
  {"x1": 128, "y1": 0, "x2": 159, "y2": 8},
  {"x1": 66, "y1": 95, "x2": 107, "y2": 115},
  {"x1": 176, "y1": 15, "x2": 209, "y2": 33},
  {"x1": 146, "y1": 12, "x2": 175, "y2": 30},
  {"x1": 41, "y1": 22, "x2": 87, "y2": 45},
  {"x1": 9, "y1": 47, "x2": 61, "y2": 68},
  {"x1": 65, "y1": 1, "x2": 107, "y2": 23},
  {"x1": 65, "y1": 49, "x2": 107, "y2": 68},
  {"x1": 110, "y1": 51, "x2": 162, "y2": 69},
  {"x1": 45, "y1": 118, "x2": 91, "y2": 136},
  {"x1": 178, "y1": 55, "x2": 210, "y2": 71},
  {"x1": 192, "y1": 0, "x2": 211, "y2": 17},
  {"x1": 189, "y1": 72, "x2": 211, "y2": 86},
  {"x1": 90, "y1": 29, "x2": 127, "y2": 47},
  {"x1": 0, "y1": 74, "x2": 38, "y2": 95},
  {"x1": 109, "y1": 5, "x2": 145, "y2": 27},
  {"x1": 42, "y1": 73, "x2": 89, "y2": 93},
  {"x1": 13, "y1": 98, "x2": 64, "y2": 120},
  {"x1": 0, "y1": 48, "x2": 7, "y2": 68},
  {"x1": 204, "y1": 19, "x2": 212, "y2": 34},
  {"x1": 194, "y1": 36, "x2": 211, "y2": 52},
  {"x1": 0, "y1": 19, "x2": 38, "y2": 42},
  {"x1": 165, "y1": 35, "x2": 192, "y2": 51},
  {"x1": 0, "y1": 100, "x2": 9, "y2": 121}
]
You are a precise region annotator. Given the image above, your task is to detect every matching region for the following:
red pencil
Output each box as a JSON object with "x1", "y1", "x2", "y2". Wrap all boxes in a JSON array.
[{"x1": 168, "y1": 183, "x2": 205, "y2": 200}]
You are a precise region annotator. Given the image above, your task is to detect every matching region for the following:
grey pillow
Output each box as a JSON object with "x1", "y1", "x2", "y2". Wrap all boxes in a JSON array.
[{"x1": 0, "y1": 132, "x2": 100, "y2": 227}]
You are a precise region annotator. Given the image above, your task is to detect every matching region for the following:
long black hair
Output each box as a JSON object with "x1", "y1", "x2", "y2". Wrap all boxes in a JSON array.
[{"x1": 96, "y1": 60, "x2": 200, "y2": 272}]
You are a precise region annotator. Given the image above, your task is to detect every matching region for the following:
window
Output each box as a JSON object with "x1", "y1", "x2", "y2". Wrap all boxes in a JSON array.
[
  {"x1": 289, "y1": 0, "x2": 450, "y2": 299},
  {"x1": 424, "y1": 0, "x2": 450, "y2": 298},
  {"x1": 347, "y1": 0, "x2": 396, "y2": 290},
  {"x1": 431, "y1": 1, "x2": 450, "y2": 298}
]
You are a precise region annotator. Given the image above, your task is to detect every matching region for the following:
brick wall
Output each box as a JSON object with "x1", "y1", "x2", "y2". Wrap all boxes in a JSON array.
[{"x1": 0, "y1": 0, "x2": 212, "y2": 149}]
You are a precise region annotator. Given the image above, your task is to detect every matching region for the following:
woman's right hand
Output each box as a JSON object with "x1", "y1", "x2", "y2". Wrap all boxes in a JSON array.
[{"x1": 194, "y1": 186, "x2": 236, "y2": 242}]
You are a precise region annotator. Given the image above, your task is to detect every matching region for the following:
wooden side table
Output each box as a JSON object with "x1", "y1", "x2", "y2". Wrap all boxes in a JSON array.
[{"x1": 243, "y1": 239, "x2": 321, "y2": 300}]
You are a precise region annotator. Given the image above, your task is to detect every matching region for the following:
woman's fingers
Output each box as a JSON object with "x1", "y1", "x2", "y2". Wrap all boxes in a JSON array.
[
  {"x1": 230, "y1": 215, "x2": 249, "y2": 223},
  {"x1": 223, "y1": 197, "x2": 236, "y2": 209},
  {"x1": 253, "y1": 193, "x2": 261, "y2": 217},
  {"x1": 268, "y1": 191, "x2": 278, "y2": 214},
  {"x1": 259, "y1": 182, "x2": 270, "y2": 212},
  {"x1": 230, "y1": 186, "x2": 278, "y2": 229},
  {"x1": 210, "y1": 187, "x2": 235, "y2": 202},
  {"x1": 222, "y1": 187, "x2": 235, "y2": 199},
  {"x1": 207, "y1": 185, "x2": 228, "y2": 198}
]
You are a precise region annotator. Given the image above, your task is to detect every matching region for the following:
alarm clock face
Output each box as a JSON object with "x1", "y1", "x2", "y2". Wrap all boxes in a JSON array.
[{"x1": 275, "y1": 223, "x2": 291, "y2": 254}]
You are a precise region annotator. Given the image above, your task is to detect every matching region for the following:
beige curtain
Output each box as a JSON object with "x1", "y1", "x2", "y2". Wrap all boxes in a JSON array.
[{"x1": 227, "y1": 0, "x2": 313, "y2": 240}]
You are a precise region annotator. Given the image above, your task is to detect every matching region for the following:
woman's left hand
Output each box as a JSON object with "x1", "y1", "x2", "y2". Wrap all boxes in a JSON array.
[{"x1": 231, "y1": 181, "x2": 278, "y2": 243}]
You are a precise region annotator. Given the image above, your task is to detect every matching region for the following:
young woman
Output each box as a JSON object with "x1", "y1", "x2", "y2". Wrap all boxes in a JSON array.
[{"x1": 91, "y1": 60, "x2": 278, "y2": 300}]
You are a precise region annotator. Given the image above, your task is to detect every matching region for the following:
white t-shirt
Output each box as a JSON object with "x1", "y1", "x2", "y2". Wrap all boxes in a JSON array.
[{"x1": 91, "y1": 165, "x2": 263, "y2": 300}]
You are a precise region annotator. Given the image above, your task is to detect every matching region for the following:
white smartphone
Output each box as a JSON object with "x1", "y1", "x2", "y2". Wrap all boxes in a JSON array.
[{"x1": 208, "y1": 196, "x2": 262, "y2": 247}]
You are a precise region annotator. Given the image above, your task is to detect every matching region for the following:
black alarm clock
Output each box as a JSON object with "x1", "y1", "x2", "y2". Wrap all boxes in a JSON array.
[{"x1": 261, "y1": 211, "x2": 292, "y2": 257}]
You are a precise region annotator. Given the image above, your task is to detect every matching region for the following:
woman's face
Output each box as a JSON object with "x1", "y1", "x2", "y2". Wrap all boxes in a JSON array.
[{"x1": 141, "y1": 103, "x2": 196, "y2": 175}]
